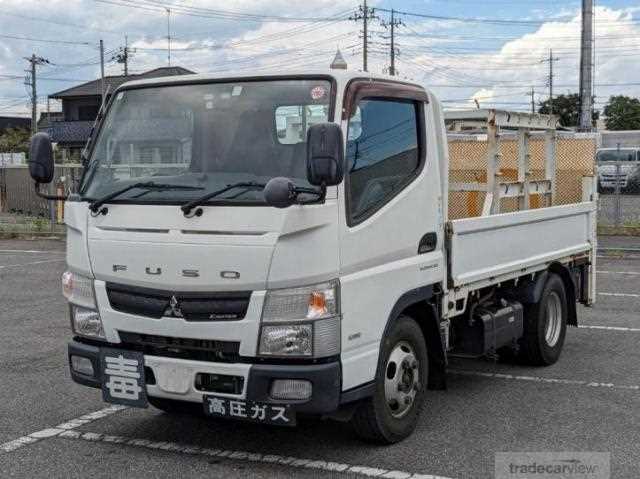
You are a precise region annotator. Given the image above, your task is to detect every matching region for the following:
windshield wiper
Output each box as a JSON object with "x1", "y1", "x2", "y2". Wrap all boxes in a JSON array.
[
  {"x1": 89, "y1": 181, "x2": 204, "y2": 214},
  {"x1": 181, "y1": 181, "x2": 266, "y2": 217}
]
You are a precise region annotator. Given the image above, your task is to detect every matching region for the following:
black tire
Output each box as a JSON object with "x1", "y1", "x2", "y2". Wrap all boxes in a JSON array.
[
  {"x1": 148, "y1": 396, "x2": 203, "y2": 415},
  {"x1": 351, "y1": 315, "x2": 428, "y2": 444},
  {"x1": 519, "y1": 273, "x2": 568, "y2": 366}
]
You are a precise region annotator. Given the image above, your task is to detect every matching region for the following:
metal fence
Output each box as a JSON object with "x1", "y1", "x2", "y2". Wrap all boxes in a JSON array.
[
  {"x1": 0, "y1": 165, "x2": 83, "y2": 217},
  {"x1": 447, "y1": 132, "x2": 597, "y2": 220},
  {"x1": 597, "y1": 162, "x2": 640, "y2": 227}
]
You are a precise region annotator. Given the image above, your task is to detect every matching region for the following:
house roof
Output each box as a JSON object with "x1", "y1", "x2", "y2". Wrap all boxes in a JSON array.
[
  {"x1": 45, "y1": 120, "x2": 94, "y2": 145},
  {"x1": 49, "y1": 66, "x2": 194, "y2": 99}
]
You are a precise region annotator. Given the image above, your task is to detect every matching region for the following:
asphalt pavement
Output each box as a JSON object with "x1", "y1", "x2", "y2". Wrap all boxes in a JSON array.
[{"x1": 1, "y1": 239, "x2": 638, "y2": 478}]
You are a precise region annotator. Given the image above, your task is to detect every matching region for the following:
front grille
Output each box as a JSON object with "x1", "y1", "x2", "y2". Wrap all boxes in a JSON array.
[
  {"x1": 119, "y1": 331, "x2": 241, "y2": 363},
  {"x1": 106, "y1": 282, "x2": 251, "y2": 321}
]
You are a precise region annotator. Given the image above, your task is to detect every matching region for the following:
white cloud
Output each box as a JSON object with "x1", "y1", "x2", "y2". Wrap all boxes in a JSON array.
[{"x1": 395, "y1": 6, "x2": 640, "y2": 113}]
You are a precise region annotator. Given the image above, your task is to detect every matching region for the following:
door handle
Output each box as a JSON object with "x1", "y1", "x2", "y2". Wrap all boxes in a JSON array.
[{"x1": 418, "y1": 232, "x2": 437, "y2": 254}]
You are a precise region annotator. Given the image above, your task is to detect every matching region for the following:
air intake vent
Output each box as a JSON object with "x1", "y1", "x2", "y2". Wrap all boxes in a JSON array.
[{"x1": 118, "y1": 331, "x2": 241, "y2": 363}]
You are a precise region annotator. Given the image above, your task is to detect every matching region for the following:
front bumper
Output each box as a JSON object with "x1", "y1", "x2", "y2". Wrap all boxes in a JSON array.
[{"x1": 68, "y1": 340, "x2": 341, "y2": 415}]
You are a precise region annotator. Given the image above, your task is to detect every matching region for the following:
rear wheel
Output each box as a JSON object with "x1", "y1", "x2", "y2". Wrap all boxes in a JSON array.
[
  {"x1": 351, "y1": 315, "x2": 428, "y2": 444},
  {"x1": 519, "y1": 273, "x2": 568, "y2": 366}
]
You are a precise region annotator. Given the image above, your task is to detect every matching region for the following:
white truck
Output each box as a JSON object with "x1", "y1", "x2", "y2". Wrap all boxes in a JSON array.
[
  {"x1": 596, "y1": 147, "x2": 640, "y2": 192},
  {"x1": 28, "y1": 70, "x2": 596, "y2": 444}
]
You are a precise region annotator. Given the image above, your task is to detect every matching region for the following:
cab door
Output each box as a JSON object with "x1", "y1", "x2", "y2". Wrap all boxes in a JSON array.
[{"x1": 338, "y1": 80, "x2": 445, "y2": 390}]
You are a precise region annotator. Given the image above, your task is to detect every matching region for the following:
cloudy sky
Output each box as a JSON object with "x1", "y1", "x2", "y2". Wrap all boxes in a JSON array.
[{"x1": 0, "y1": 0, "x2": 639, "y2": 117}]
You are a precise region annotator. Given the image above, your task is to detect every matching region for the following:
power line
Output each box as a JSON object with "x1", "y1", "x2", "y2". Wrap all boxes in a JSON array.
[
  {"x1": 0, "y1": 33, "x2": 92, "y2": 46},
  {"x1": 94, "y1": 0, "x2": 350, "y2": 23},
  {"x1": 0, "y1": 11, "x2": 122, "y2": 35},
  {"x1": 376, "y1": 6, "x2": 640, "y2": 26}
]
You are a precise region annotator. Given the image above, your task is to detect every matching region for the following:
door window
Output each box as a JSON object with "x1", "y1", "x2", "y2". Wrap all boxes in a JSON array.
[{"x1": 346, "y1": 99, "x2": 421, "y2": 223}]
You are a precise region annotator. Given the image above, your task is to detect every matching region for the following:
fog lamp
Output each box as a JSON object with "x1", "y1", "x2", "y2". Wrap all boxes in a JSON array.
[
  {"x1": 270, "y1": 379, "x2": 312, "y2": 401},
  {"x1": 70, "y1": 355, "x2": 95, "y2": 376}
]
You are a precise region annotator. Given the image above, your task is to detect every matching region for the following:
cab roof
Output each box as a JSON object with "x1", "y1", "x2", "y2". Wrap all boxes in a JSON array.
[{"x1": 117, "y1": 69, "x2": 430, "y2": 95}]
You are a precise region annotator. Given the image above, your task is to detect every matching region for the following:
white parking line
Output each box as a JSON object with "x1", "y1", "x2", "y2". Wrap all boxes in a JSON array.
[
  {"x1": 579, "y1": 325, "x2": 640, "y2": 332},
  {"x1": 0, "y1": 405, "x2": 127, "y2": 453},
  {"x1": 57, "y1": 430, "x2": 453, "y2": 479},
  {"x1": 598, "y1": 292, "x2": 640, "y2": 298},
  {"x1": 450, "y1": 369, "x2": 640, "y2": 391},
  {"x1": 0, "y1": 258, "x2": 65, "y2": 269},
  {"x1": 0, "y1": 250, "x2": 64, "y2": 254}
]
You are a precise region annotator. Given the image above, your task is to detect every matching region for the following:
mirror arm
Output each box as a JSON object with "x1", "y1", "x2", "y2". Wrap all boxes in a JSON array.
[
  {"x1": 34, "y1": 182, "x2": 68, "y2": 201},
  {"x1": 293, "y1": 183, "x2": 326, "y2": 205}
]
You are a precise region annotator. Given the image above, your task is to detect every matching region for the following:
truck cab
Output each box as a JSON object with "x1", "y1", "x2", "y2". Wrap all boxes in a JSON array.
[
  {"x1": 596, "y1": 147, "x2": 640, "y2": 192},
  {"x1": 27, "y1": 70, "x2": 595, "y2": 444}
]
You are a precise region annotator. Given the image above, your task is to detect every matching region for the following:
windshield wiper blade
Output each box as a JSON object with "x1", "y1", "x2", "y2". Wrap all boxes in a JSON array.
[
  {"x1": 181, "y1": 181, "x2": 266, "y2": 217},
  {"x1": 89, "y1": 181, "x2": 204, "y2": 213}
]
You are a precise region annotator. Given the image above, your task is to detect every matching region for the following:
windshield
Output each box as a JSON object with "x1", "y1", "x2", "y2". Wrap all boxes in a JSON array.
[
  {"x1": 596, "y1": 150, "x2": 638, "y2": 163},
  {"x1": 80, "y1": 78, "x2": 333, "y2": 204}
]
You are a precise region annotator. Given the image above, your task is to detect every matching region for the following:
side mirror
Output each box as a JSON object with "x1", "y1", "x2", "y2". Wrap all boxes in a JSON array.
[
  {"x1": 264, "y1": 177, "x2": 296, "y2": 209},
  {"x1": 306, "y1": 123, "x2": 344, "y2": 187},
  {"x1": 28, "y1": 132, "x2": 54, "y2": 184}
]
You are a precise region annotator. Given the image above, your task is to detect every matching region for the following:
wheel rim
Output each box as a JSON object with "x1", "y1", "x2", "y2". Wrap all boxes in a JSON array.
[
  {"x1": 544, "y1": 291, "x2": 562, "y2": 347},
  {"x1": 383, "y1": 341, "x2": 420, "y2": 419}
]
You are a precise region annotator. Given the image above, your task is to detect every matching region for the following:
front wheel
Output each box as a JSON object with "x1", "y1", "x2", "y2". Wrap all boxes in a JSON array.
[{"x1": 351, "y1": 315, "x2": 428, "y2": 444}]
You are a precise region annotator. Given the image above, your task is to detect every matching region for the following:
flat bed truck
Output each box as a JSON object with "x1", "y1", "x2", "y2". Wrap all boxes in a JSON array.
[{"x1": 28, "y1": 70, "x2": 596, "y2": 443}]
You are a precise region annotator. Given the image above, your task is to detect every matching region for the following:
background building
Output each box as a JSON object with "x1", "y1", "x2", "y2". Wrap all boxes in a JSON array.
[{"x1": 45, "y1": 66, "x2": 193, "y2": 161}]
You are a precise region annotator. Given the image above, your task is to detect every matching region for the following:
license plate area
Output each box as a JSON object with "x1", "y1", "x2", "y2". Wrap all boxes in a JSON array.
[
  {"x1": 100, "y1": 348, "x2": 148, "y2": 408},
  {"x1": 203, "y1": 396, "x2": 295, "y2": 426}
]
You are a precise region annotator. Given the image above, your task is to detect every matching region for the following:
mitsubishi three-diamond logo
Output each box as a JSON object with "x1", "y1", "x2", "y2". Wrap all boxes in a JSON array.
[{"x1": 164, "y1": 295, "x2": 183, "y2": 318}]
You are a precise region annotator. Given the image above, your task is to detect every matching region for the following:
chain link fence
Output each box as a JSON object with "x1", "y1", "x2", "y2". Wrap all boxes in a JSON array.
[{"x1": 597, "y1": 161, "x2": 640, "y2": 227}]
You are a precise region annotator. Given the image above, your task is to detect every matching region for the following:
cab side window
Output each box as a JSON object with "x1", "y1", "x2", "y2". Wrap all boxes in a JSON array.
[{"x1": 346, "y1": 99, "x2": 421, "y2": 224}]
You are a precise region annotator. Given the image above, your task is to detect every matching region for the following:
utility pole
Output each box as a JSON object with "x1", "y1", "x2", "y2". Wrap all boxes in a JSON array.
[
  {"x1": 383, "y1": 9, "x2": 403, "y2": 76},
  {"x1": 123, "y1": 36, "x2": 129, "y2": 75},
  {"x1": 541, "y1": 49, "x2": 559, "y2": 115},
  {"x1": 350, "y1": 1, "x2": 376, "y2": 72},
  {"x1": 578, "y1": 0, "x2": 594, "y2": 131},
  {"x1": 530, "y1": 87, "x2": 535, "y2": 114},
  {"x1": 549, "y1": 49, "x2": 554, "y2": 115},
  {"x1": 24, "y1": 54, "x2": 49, "y2": 137},
  {"x1": 113, "y1": 36, "x2": 130, "y2": 76},
  {"x1": 166, "y1": 8, "x2": 172, "y2": 67},
  {"x1": 99, "y1": 40, "x2": 105, "y2": 108}
]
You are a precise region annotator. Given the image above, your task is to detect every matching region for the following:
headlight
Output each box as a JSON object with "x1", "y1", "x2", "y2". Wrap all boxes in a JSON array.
[
  {"x1": 259, "y1": 324, "x2": 313, "y2": 357},
  {"x1": 70, "y1": 305, "x2": 105, "y2": 340},
  {"x1": 258, "y1": 280, "x2": 340, "y2": 358},
  {"x1": 62, "y1": 271, "x2": 96, "y2": 309},
  {"x1": 62, "y1": 271, "x2": 105, "y2": 340}
]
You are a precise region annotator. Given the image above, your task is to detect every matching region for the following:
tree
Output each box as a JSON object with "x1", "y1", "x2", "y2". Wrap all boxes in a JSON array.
[
  {"x1": 603, "y1": 96, "x2": 640, "y2": 131},
  {"x1": 0, "y1": 127, "x2": 30, "y2": 153},
  {"x1": 538, "y1": 93, "x2": 598, "y2": 128}
]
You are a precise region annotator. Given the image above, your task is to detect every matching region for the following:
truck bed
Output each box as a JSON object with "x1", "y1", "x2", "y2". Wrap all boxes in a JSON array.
[{"x1": 447, "y1": 202, "x2": 596, "y2": 290}]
